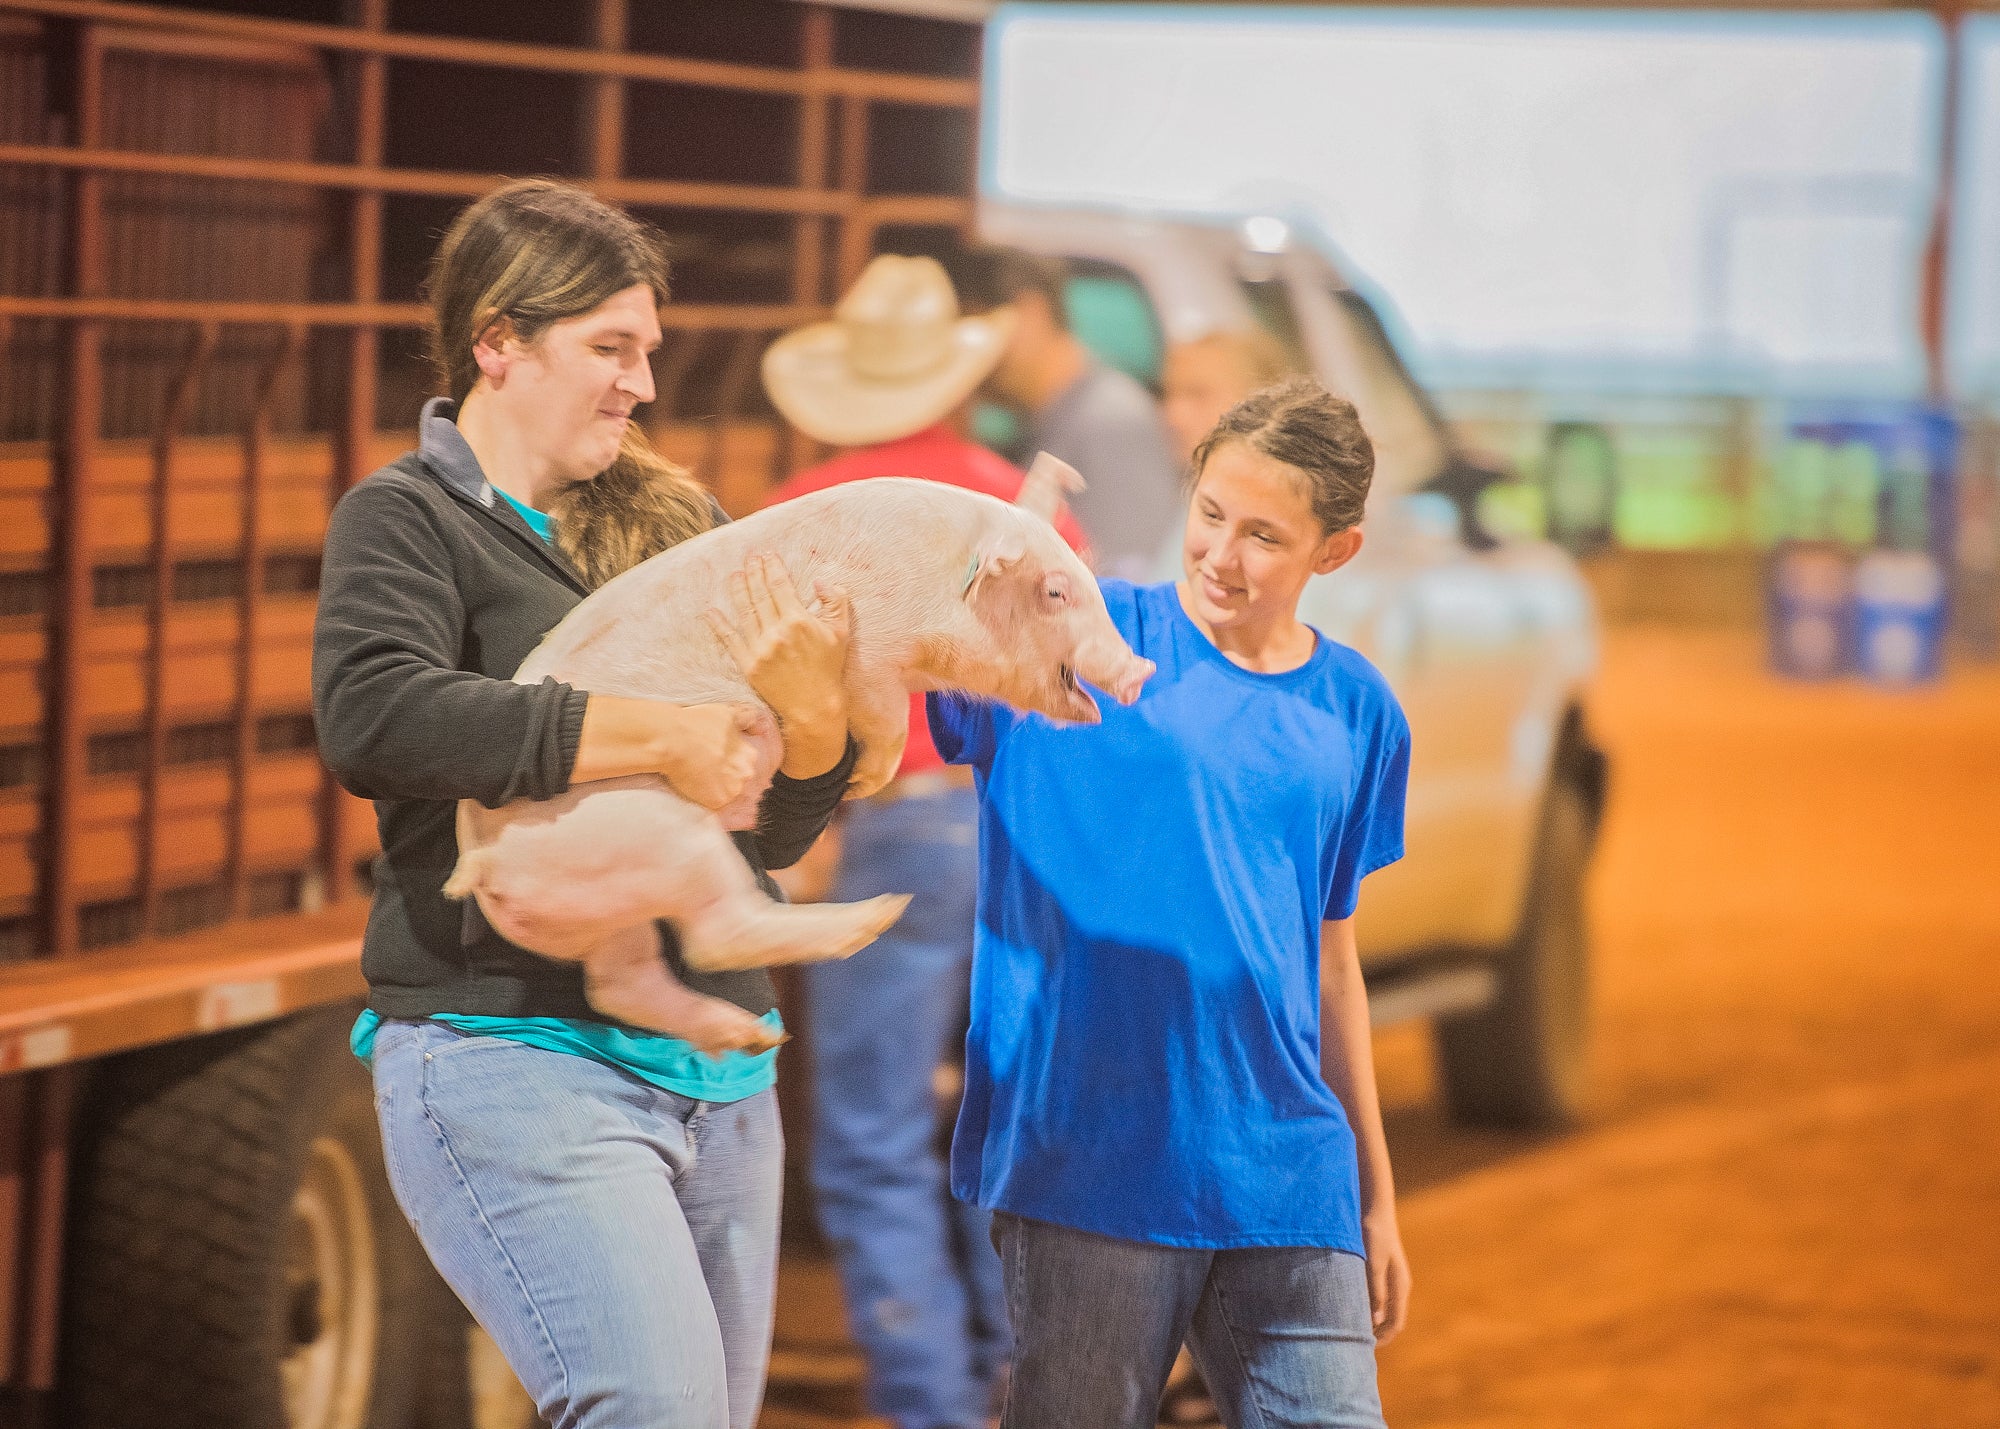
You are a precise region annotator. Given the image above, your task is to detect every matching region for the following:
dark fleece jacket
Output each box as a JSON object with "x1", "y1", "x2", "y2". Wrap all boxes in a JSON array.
[{"x1": 311, "y1": 398, "x2": 853, "y2": 1021}]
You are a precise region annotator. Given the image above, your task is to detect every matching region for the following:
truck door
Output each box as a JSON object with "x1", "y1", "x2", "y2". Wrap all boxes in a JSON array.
[{"x1": 1280, "y1": 268, "x2": 1541, "y2": 949}]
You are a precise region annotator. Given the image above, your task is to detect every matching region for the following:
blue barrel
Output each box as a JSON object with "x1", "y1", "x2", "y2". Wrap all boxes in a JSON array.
[
  {"x1": 1766, "y1": 542, "x2": 1850, "y2": 680},
  {"x1": 1852, "y1": 549, "x2": 1947, "y2": 686},
  {"x1": 1779, "y1": 406, "x2": 1959, "y2": 557}
]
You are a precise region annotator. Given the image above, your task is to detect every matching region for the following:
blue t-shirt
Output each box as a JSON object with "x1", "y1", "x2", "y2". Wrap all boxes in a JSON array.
[{"x1": 928, "y1": 579, "x2": 1410, "y2": 1252}]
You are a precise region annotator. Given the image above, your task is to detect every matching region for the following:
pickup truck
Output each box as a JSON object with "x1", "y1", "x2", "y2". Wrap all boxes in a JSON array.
[{"x1": 980, "y1": 202, "x2": 1610, "y2": 1130}]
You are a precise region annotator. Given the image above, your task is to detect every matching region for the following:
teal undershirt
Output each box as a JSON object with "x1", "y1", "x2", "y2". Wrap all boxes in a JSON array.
[{"x1": 349, "y1": 482, "x2": 781, "y2": 1103}]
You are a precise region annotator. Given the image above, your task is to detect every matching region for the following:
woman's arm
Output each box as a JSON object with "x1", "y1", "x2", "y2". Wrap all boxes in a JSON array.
[
  {"x1": 313, "y1": 480, "x2": 584, "y2": 806},
  {"x1": 705, "y1": 550, "x2": 859, "y2": 868},
  {"x1": 1320, "y1": 915, "x2": 1412, "y2": 1344},
  {"x1": 313, "y1": 479, "x2": 754, "y2": 811},
  {"x1": 705, "y1": 552, "x2": 852, "y2": 779},
  {"x1": 571, "y1": 695, "x2": 760, "y2": 812}
]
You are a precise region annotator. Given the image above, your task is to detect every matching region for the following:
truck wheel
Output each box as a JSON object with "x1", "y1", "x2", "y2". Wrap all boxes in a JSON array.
[
  {"x1": 421, "y1": 1299, "x2": 542, "y2": 1429},
  {"x1": 61, "y1": 1007, "x2": 434, "y2": 1429},
  {"x1": 1435, "y1": 771, "x2": 1593, "y2": 1128}
]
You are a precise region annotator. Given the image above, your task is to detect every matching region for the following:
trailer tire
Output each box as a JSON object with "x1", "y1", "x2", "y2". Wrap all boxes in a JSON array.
[
  {"x1": 420, "y1": 1296, "x2": 542, "y2": 1429},
  {"x1": 1435, "y1": 770, "x2": 1594, "y2": 1128},
  {"x1": 60, "y1": 1006, "x2": 434, "y2": 1429}
]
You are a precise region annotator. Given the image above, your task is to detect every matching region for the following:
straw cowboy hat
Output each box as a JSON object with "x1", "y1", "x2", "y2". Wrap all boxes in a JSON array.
[{"x1": 762, "y1": 254, "x2": 1015, "y2": 446}]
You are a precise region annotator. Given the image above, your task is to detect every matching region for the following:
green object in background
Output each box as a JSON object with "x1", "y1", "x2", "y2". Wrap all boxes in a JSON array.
[
  {"x1": 1543, "y1": 422, "x2": 1617, "y2": 553},
  {"x1": 1883, "y1": 436, "x2": 1931, "y2": 551},
  {"x1": 1607, "y1": 424, "x2": 1741, "y2": 550},
  {"x1": 1774, "y1": 439, "x2": 1831, "y2": 542},
  {"x1": 1771, "y1": 437, "x2": 1880, "y2": 547},
  {"x1": 1064, "y1": 274, "x2": 1163, "y2": 388},
  {"x1": 1830, "y1": 442, "x2": 1884, "y2": 547},
  {"x1": 1477, "y1": 480, "x2": 1546, "y2": 543},
  {"x1": 972, "y1": 400, "x2": 1025, "y2": 459}
]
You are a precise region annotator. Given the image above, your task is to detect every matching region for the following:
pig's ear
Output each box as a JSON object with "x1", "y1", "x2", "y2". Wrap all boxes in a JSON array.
[{"x1": 963, "y1": 529, "x2": 1029, "y2": 601}]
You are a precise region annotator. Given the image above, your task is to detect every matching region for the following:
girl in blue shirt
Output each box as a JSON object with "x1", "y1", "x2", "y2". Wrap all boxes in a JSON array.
[{"x1": 930, "y1": 378, "x2": 1412, "y2": 1429}]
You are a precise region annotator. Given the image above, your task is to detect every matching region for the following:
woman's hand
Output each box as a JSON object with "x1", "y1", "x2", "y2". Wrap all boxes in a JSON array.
[
  {"x1": 705, "y1": 552, "x2": 853, "y2": 778},
  {"x1": 653, "y1": 701, "x2": 763, "y2": 811},
  {"x1": 573, "y1": 695, "x2": 760, "y2": 810},
  {"x1": 1363, "y1": 1207, "x2": 1412, "y2": 1345}
]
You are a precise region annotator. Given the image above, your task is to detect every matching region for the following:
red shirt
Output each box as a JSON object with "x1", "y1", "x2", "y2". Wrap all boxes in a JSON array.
[{"x1": 762, "y1": 425, "x2": 1092, "y2": 778}]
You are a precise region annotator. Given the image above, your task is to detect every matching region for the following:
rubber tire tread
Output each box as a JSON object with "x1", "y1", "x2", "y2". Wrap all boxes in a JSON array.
[
  {"x1": 59, "y1": 1005, "x2": 430, "y2": 1429},
  {"x1": 1436, "y1": 770, "x2": 1594, "y2": 1129}
]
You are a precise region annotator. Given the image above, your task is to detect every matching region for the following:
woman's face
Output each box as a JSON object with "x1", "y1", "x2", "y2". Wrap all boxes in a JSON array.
[
  {"x1": 1163, "y1": 340, "x2": 1256, "y2": 465},
  {"x1": 1182, "y1": 439, "x2": 1359, "y2": 633},
  {"x1": 485, "y1": 283, "x2": 661, "y2": 486}
]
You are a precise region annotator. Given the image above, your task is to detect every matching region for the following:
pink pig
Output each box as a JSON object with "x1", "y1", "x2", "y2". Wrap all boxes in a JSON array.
[{"x1": 444, "y1": 456, "x2": 1154, "y2": 1052}]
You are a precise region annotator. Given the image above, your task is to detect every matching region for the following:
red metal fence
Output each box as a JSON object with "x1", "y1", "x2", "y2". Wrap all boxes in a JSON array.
[{"x1": 0, "y1": 0, "x2": 980, "y2": 963}]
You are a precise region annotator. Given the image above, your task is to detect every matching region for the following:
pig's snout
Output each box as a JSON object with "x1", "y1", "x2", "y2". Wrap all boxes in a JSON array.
[
  {"x1": 1104, "y1": 657, "x2": 1154, "y2": 706},
  {"x1": 1075, "y1": 643, "x2": 1153, "y2": 707}
]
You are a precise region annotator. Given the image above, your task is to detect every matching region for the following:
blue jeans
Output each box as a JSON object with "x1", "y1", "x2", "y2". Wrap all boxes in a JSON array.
[
  {"x1": 371, "y1": 1019, "x2": 783, "y2": 1429},
  {"x1": 806, "y1": 786, "x2": 1009, "y2": 1429},
  {"x1": 993, "y1": 1213, "x2": 1386, "y2": 1429}
]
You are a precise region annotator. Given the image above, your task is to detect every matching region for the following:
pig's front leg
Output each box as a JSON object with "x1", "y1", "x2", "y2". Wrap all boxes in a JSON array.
[
  {"x1": 584, "y1": 922, "x2": 786, "y2": 1054},
  {"x1": 843, "y1": 674, "x2": 911, "y2": 799}
]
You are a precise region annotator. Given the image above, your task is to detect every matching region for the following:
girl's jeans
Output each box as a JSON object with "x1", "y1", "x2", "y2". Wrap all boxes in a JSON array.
[
  {"x1": 993, "y1": 1212, "x2": 1387, "y2": 1429},
  {"x1": 371, "y1": 1018, "x2": 782, "y2": 1429}
]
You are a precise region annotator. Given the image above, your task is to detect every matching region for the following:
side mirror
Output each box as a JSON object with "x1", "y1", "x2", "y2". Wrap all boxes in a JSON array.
[{"x1": 1415, "y1": 456, "x2": 1505, "y2": 551}]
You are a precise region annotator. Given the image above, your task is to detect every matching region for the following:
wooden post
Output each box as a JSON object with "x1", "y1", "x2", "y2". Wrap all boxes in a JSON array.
[
  {"x1": 785, "y1": 5, "x2": 836, "y2": 478},
  {"x1": 1921, "y1": 5, "x2": 1963, "y2": 404},
  {"x1": 138, "y1": 323, "x2": 216, "y2": 934},
  {"x1": 836, "y1": 91, "x2": 872, "y2": 289},
  {"x1": 580, "y1": 0, "x2": 627, "y2": 183},
  {"x1": 323, "y1": 0, "x2": 387, "y2": 907},
  {"x1": 45, "y1": 20, "x2": 104, "y2": 960},
  {"x1": 16, "y1": 1068, "x2": 75, "y2": 1396},
  {"x1": 228, "y1": 328, "x2": 301, "y2": 919}
]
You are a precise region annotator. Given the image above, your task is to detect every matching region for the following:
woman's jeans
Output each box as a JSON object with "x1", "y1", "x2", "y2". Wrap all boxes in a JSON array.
[
  {"x1": 371, "y1": 1019, "x2": 783, "y2": 1429},
  {"x1": 806, "y1": 786, "x2": 1011, "y2": 1429},
  {"x1": 993, "y1": 1212, "x2": 1387, "y2": 1429}
]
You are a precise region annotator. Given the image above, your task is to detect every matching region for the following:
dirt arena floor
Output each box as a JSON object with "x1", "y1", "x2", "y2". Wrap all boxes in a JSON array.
[{"x1": 759, "y1": 627, "x2": 2000, "y2": 1429}]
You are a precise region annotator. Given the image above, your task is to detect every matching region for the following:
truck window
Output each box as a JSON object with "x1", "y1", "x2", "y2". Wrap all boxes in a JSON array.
[
  {"x1": 1237, "y1": 276, "x2": 1313, "y2": 373},
  {"x1": 1064, "y1": 259, "x2": 1165, "y2": 390},
  {"x1": 1317, "y1": 286, "x2": 1451, "y2": 498}
]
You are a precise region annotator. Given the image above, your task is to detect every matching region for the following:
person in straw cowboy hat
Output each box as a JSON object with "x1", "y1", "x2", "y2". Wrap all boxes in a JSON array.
[{"x1": 762, "y1": 254, "x2": 1088, "y2": 1429}]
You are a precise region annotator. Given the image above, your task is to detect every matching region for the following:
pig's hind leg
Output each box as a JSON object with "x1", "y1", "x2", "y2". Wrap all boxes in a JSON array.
[
  {"x1": 470, "y1": 779, "x2": 910, "y2": 975},
  {"x1": 677, "y1": 883, "x2": 911, "y2": 973},
  {"x1": 583, "y1": 923, "x2": 785, "y2": 1054}
]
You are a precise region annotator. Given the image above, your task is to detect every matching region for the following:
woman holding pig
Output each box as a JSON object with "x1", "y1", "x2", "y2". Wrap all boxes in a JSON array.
[{"x1": 313, "y1": 179, "x2": 855, "y2": 1429}]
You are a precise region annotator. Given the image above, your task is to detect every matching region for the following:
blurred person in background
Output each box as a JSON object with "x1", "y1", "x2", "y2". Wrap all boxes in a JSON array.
[
  {"x1": 315, "y1": 179, "x2": 857, "y2": 1429},
  {"x1": 761, "y1": 254, "x2": 1090, "y2": 1429},
  {"x1": 930, "y1": 378, "x2": 1412, "y2": 1429},
  {"x1": 965, "y1": 247, "x2": 1181, "y2": 579},
  {"x1": 1162, "y1": 328, "x2": 1296, "y2": 468}
]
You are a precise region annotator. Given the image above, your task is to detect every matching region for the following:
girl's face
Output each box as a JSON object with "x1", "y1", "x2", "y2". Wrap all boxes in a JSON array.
[
  {"x1": 480, "y1": 283, "x2": 661, "y2": 486},
  {"x1": 1181, "y1": 439, "x2": 1361, "y2": 633}
]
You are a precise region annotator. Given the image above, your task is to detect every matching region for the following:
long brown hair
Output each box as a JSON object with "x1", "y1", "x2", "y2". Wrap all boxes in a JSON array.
[{"x1": 426, "y1": 178, "x2": 714, "y2": 585}]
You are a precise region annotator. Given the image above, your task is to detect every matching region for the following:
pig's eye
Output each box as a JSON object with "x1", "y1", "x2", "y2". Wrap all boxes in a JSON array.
[{"x1": 1039, "y1": 575, "x2": 1073, "y2": 612}]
